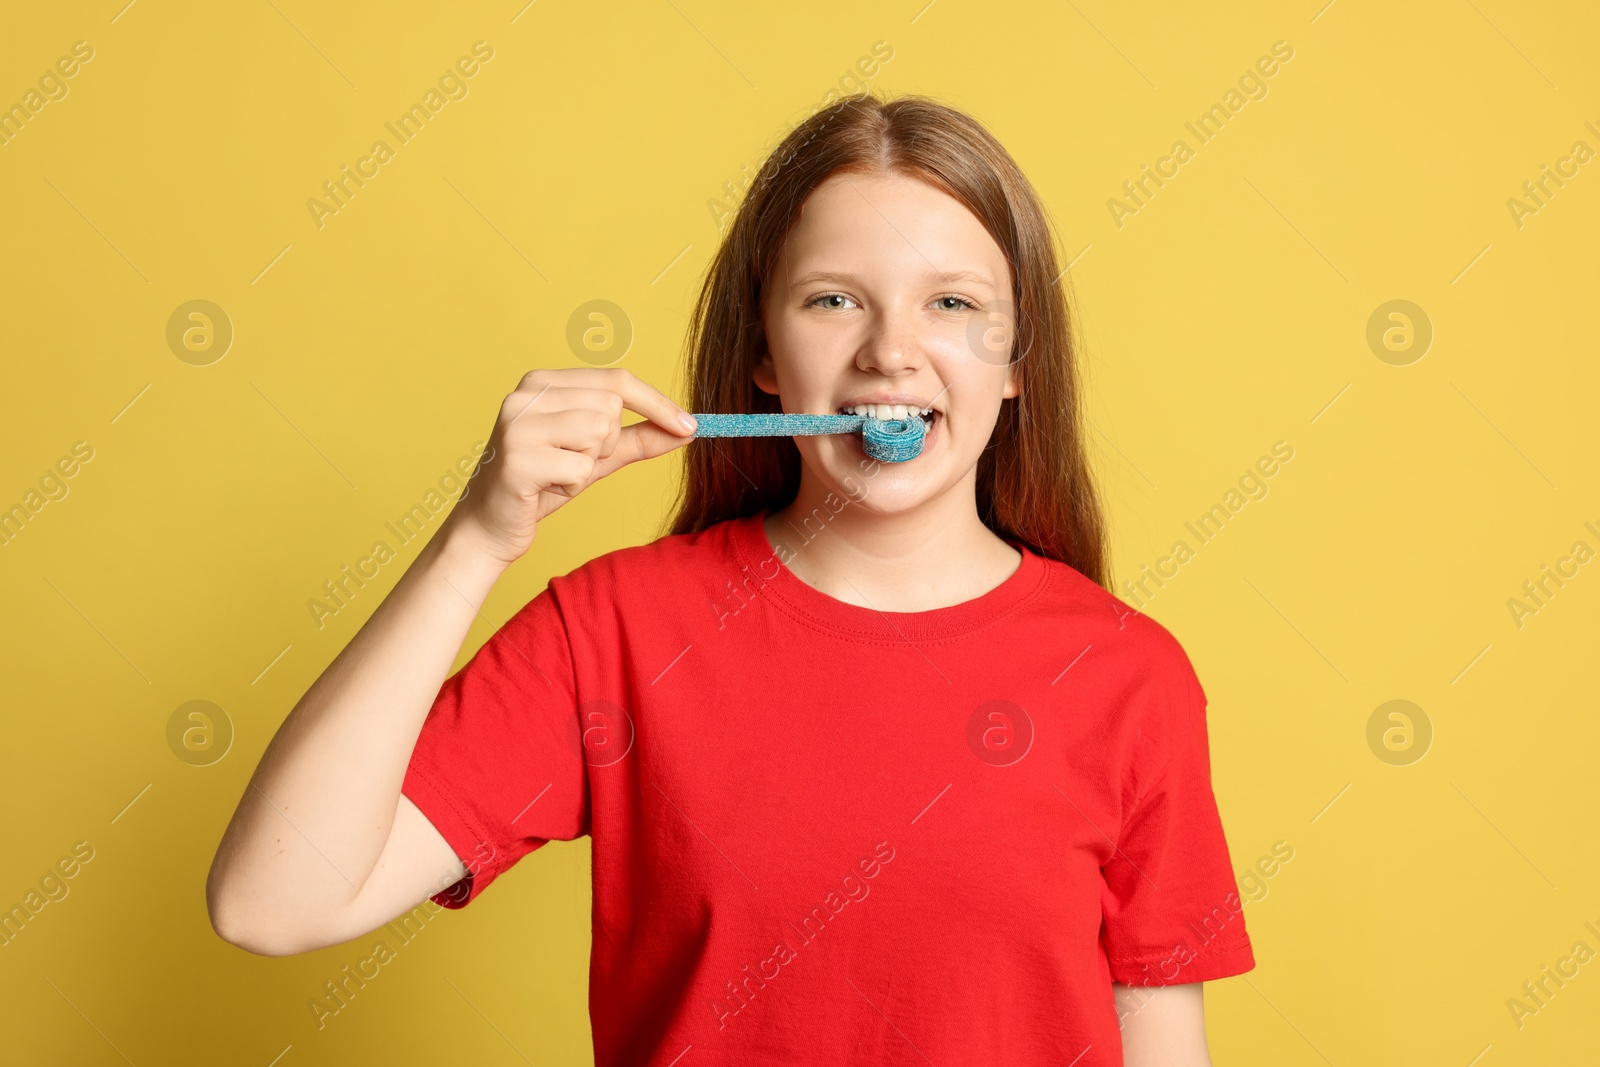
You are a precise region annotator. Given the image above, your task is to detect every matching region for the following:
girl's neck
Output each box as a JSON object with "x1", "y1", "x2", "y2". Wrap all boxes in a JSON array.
[{"x1": 762, "y1": 471, "x2": 1022, "y2": 613}]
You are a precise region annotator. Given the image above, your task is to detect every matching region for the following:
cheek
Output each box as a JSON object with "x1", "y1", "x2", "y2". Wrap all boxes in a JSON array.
[{"x1": 774, "y1": 336, "x2": 858, "y2": 396}]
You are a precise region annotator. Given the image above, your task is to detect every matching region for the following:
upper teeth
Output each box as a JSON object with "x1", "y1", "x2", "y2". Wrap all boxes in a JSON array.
[{"x1": 841, "y1": 404, "x2": 933, "y2": 420}]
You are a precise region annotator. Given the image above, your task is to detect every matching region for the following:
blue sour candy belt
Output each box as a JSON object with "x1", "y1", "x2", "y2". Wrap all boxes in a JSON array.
[{"x1": 690, "y1": 412, "x2": 927, "y2": 462}]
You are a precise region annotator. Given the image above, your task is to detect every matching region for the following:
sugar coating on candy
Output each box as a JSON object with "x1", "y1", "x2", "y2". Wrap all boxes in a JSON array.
[
  {"x1": 690, "y1": 412, "x2": 926, "y2": 462},
  {"x1": 860, "y1": 415, "x2": 925, "y2": 462}
]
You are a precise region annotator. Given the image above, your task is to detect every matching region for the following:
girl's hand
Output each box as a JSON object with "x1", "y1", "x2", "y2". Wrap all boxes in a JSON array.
[{"x1": 447, "y1": 368, "x2": 698, "y2": 567}]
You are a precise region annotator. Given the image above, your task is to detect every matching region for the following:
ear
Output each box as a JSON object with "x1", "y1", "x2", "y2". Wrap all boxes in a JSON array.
[
  {"x1": 753, "y1": 345, "x2": 779, "y2": 396},
  {"x1": 1001, "y1": 359, "x2": 1021, "y2": 400}
]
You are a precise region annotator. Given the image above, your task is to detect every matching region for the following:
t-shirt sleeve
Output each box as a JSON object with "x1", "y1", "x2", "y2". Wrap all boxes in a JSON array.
[
  {"x1": 401, "y1": 583, "x2": 589, "y2": 909},
  {"x1": 1100, "y1": 644, "x2": 1255, "y2": 985}
]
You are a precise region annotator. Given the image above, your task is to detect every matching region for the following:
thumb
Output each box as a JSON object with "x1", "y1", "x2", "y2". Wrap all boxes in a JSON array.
[{"x1": 591, "y1": 420, "x2": 694, "y2": 481}]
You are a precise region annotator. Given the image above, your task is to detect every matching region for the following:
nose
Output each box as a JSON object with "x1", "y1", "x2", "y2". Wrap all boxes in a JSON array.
[{"x1": 854, "y1": 299, "x2": 924, "y2": 377}]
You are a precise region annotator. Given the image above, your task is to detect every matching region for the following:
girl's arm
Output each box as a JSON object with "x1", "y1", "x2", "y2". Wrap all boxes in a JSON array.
[
  {"x1": 1114, "y1": 981, "x2": 1212, "y2": 1066},
  {"x1": 204, "y1": 368, "x2": 697, "y2": 956},
  {"x1": 205, "y1": 517, "x2": 507, "y2": 956}
]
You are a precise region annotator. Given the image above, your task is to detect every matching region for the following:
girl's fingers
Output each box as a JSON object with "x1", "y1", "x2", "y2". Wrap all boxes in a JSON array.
[
  {"x1": 533, "y1": 368, "x2": 694, "y2": 437},
  {"x1": 590, "y1": 420, "x2": 695, "y2": 481},
  {"x1": 517, "y1": 407, "x2": 618, "y2": 458},
  {"x1": 619, "y1": 374, "x2": 698, "y2": 436}
]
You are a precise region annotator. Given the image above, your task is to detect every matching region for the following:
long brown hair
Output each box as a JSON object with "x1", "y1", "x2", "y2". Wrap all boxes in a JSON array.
[{"x1": 662, "y1": 90, "x2": 1109, "y2": 590}]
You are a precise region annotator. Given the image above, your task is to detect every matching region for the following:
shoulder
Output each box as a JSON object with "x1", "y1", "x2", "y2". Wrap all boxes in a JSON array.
[
  {"x1": 1036, "y1": 556, "x2": 1199, "y2": 679},
  {"x1": 1025, "y1": 555, "x2": 1209, "y2": 741}
]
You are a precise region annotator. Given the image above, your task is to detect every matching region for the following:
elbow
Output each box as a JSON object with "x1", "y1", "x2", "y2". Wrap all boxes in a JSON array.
[
  {"x1": 206, "y1": 862, "x2": 300, "y2": 958},
  {"x1": 208, "y1": 898, "x2": 317, "y2": 957},
  {"x1": 211, "y1": 915, "x2": 295, "y2": 957},
  {"x1": 207, "y1": 889, "x2": 292, "y2": 957}
]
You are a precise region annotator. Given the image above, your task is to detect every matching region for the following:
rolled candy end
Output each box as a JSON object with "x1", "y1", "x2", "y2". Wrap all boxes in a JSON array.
[{"x1": 862, "y1": 414, "x2": 926, "y2": 462}]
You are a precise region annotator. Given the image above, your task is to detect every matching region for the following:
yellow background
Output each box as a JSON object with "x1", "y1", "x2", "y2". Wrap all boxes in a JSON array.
[{"x1": 2, "y1": 0, "x2": 1597, "y2": 1063}]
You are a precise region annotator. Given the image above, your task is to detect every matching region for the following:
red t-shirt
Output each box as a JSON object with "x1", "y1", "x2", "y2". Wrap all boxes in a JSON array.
[{"x1": 401, "y1": 509, "x2": 1254, "y2": 1065}]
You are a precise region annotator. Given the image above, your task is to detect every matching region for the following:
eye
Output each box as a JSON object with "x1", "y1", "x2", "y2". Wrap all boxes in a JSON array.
[
  {"x1": 933, "y1": 294, "x2": 980, "y2": 311},
  {"x1": 806, "y1": 292, "x2": 859, "y2": 310}
]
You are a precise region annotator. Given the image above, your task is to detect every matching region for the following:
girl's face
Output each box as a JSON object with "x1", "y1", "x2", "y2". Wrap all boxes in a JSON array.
[{"x1": 755, "y1": 170, "x2": 1019, "y2": 512}]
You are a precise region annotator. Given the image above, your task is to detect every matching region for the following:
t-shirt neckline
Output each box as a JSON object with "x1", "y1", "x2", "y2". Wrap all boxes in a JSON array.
[{"x1": 728, "y1": 507, "x2": 1051, "y2": 643}]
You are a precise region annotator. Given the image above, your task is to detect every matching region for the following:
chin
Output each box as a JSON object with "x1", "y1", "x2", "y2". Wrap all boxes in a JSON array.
[
  {"x1": 826, "y1": 469, "x2": 937, "y2": 515},
  {"x1": 799, "y1": 427, "x2": 958, "y2": 511}
]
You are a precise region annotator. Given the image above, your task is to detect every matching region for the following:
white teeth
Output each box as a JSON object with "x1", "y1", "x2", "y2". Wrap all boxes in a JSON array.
[{"x1": 840, "y1": 403, "x2": 936, "y2": 419}]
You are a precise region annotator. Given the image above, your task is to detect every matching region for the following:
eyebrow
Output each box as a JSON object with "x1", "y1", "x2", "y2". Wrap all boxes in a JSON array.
[{"x1": 786, "y1": 269, "x2": 996, "y2": 290}]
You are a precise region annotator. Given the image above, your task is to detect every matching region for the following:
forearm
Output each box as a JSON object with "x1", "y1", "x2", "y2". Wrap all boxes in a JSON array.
[{"x1": 207, "y1": 513, "x2": 505, "y2": 944}]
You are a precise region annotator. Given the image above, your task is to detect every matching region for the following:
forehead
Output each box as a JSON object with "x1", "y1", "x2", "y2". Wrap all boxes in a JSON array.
[{"x1": 777, "y1": 171, "x2": 1010, "y2": 291}]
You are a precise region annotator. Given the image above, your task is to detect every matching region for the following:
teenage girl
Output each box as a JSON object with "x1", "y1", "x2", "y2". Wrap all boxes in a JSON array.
[{"x1": 208, "y1": 92, "x2": 1254, "y2": 1066}]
